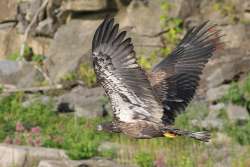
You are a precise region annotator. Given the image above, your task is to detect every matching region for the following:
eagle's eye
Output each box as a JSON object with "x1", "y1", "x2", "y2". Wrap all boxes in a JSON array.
[{"x1": 96, "y1": 125, "x2": 103, "y2": 131}]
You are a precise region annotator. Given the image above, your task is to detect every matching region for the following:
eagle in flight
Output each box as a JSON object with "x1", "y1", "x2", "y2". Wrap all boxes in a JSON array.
[{"x1": 92, "y1": 17, "x2": 223, "y2": 142}]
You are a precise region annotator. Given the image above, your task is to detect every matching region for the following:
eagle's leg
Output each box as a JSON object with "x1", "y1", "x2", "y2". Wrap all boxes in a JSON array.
[{"x1": 162, "y1": 127, "x2": 211, "y2": 142}]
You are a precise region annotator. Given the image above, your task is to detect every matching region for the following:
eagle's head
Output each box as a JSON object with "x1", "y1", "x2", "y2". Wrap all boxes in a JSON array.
[{"x1": 96, "y1": 122, "x2": 121, "y2": 133}]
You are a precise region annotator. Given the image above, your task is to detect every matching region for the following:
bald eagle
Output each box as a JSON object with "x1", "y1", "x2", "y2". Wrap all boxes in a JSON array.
[{"x1": 92, "y1": 17, "x2": 223, "y2": 142}]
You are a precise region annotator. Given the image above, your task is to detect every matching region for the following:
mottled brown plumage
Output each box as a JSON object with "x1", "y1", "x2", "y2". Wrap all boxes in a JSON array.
[{"x1": 92, "y1": 17, "x2": 223, "y2": 142}]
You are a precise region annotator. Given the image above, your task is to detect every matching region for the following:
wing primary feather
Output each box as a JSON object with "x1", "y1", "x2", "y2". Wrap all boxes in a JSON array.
[
  {"x1": 91, "y1": 17, "x2": 164, "y2": 123},
  {"x1": 150, "y1": 21, "x2": 224, "y2": 125}
]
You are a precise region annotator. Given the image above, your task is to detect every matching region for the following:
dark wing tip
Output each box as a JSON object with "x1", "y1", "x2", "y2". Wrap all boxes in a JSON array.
[{"x1": 92, "y1": 17, "x2": 116, "y2": 51}]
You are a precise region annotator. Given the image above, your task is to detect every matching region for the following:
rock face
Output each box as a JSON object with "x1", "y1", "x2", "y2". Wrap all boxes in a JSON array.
[
  {"x1": 0, "y1": 61, "x2": 42, "y2": 88},
  {"x1": 0, "y1": 144, "x2": 68, "y2": 167},
  {"x1": 56, "y1": 86, "x2": 109, "y2": 118},
  {"x1": 199, "y1": 48, "x2": 250, "y2": 102},
  {"x1": 226, "y1": 103, "x2": 250, "y2": 123},
  {"x1": 45, "y1": 20, "x2": 101, "y2": 82},
  {"x1": 0, "y1": 0, "x2": 17, "y2": 21},
  {"x1": 61, "y1": 0, "x2": 117, "y2": 12},
  {"x1": 38, "y1": 158, "x2": 129, "y2": 167},
  {"x1": 0, "y1": 29, "x2": 21, "y2": 60}
]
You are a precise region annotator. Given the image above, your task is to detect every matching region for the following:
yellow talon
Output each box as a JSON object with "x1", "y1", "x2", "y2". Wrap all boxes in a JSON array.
[{"x1": 164, "y1": 132, "x2": 176, "y2": 138}]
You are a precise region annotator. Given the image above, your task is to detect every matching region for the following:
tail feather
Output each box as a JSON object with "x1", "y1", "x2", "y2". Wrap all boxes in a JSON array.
[{"x1": 163, "y1": 127, "x2": 211, "y2": 142}]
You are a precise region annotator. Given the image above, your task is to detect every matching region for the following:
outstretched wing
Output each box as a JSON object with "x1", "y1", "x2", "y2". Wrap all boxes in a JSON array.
[
  {"x1": 150, "y1": 22, "x2": 223, "y2": 125},
  {"x1": 92, "y1": 17, "x2": 163, "y2": 123}
]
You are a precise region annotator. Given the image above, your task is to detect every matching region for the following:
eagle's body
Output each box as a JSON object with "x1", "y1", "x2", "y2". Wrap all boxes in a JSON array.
[{"x1": 92, "y1": 17, "x2": 223, "y2": 141}]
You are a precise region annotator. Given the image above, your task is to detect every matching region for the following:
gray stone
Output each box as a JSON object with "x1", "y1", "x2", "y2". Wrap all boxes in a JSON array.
[
  {"x1": 126, "y1": 0, "x2": 162, "y2": 35},
  {"x1": 38, "y1": 158, "x2": 129, "y2": 167},
  {"x1": 222, "y1": 24, "x2": 246, "y2": 49},
  {"x1": 0, "y1": 61, "x2": 43, "y2": 88},
  {"x1": 0, "y1": 144, "x2": 68, "y2": 167},
  {"x1": 22, "y1": 95, "x2": 52, "y2": 108},
  {"x1": 0, "y1": 144, "x2": 27, "y2": 167},
  {"x1": 0, "y1": 0, "x2": 17, "y2": 21},
  {"x1": 56, "y1": 86, "x2": 109, "y2": 118},
  {"x1": 209, "y1": 103, "x2": 225, "y2": 111},
  {"x1": 198, "y1": 48, "x2": 250, "y2": 99},
  {"x1": 226, "y1": 103, "x2": 249, "y2": 123},
  {"x1": 200, "y1": 111, "x2": 223, "y2": 130},
  {"x1": 0, "y1": 29, "x2": 22, "y2": 60},
  {"x1": 118, "y1": 0, "x2": 163, "y2": 57},
  {"x1": 61, "y1": 0, "x2": 117, "y2": 12},
  {"x1": 45, "y1": 19, "x2": 101, "y2": 82},
  {"x1": 206, "y1": 85, "x2": 230, "y2": 102},
  {"x1": 35, "y1": 18, "x2": 59, "y2": 37},
  {"x1": 207, "y1": 49, "x2": 250, "y2": 88}
]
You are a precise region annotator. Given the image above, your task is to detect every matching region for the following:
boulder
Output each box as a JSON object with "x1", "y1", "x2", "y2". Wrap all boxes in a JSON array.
[
  {"x1": 117, "y1": 0, "x2": 163, "y2": 57},
  {"x1": 226, "y1": 103, "x2": 249, "y2": 123},
  {"x1": 243, "y1": 1, "x2": 250, "y2": 22},
  {"x1": 222, "y1": 24, "x2": 246, "y2": 49},
  {"x1": 0, "y1": 144, "x2": 27, "y2": 167},
  {"x1": 168, "y1": 0, "x2": 201, "y2": 19},
  {"x1": 0, "y1": 144, "x2": 68, "y2": 167},
  {"x1": 206, "y1": 85, "x2": 230, "y2": 102},
  {"x1": 45, "y1": 19, "x2": 101, "y2": 82},
  {"x1": 61, "y1": 0, "x2": 117, "y2": 12},
  {"x1": 201, "y1": 111, "x2": 223, "y2": 130},
  {"x1": 125, "y1": 0, "x2": 162, "y2": 35},
  {"x1": 205, "y1": 49, "x2": 250, "y2": 89},
  {"x1": 0, "y1": 61, "x2": 43, "y2": 88},
  {"x1": 209, "y1": 103, "x2": 225, "y2": 111},
  {"x1": 38, "y1": 158, "x2": 129, "y2": 167},
  {"x1": 0, "y1": 27, "x2": 51, "y2": 60},
  {"x1": 56, "y1": 86, "x2": 110, "y2": 118},
  {"x1": 0, "y1": 0, "x2": 17, "y2": 21},
  {"x1": 0, "y1": 28, "x2": 22, "y2": 60},
  {"x1": 198, "y1": 48, "x2": 250, "y2": 100}
]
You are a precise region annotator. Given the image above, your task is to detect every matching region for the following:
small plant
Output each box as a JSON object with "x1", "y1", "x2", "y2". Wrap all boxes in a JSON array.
[
  {"x1": 160, "y1": 1, "x2": 183, "y2": 57},
  {"x1": 7, "y1": 52, "x2": 20, "y2": 61},
  {"x1": 135, "y1": 152, "x2": 154, "y2": 167},
  {"x1": 4, "y1": 122, "x2": 42, "y2": 147},
  {"x1": 0, "y1": 93, "x2": 112, "y2": 160},
  {"x1": 78, "y1": 63, "x2": 97, "y2": 87},
  {"x1": 32, "y1": 54, "x2": 46, "y2": 64},
  {"x1": 226, "y1": 121, "x2": 250, "y2": 145},
  {"x1": 138, "y1": 51, "x2": 158, "y2": 71},
  {"x1": 0, "y1": 84, "x2": 3, "y2": 94},
  {"x1": 221, "y1": 73, "x2": 250, "y2": 110},
  {"x1": 61, "y1": 71, "x2": 78, "y2": 82},
  {"x1": 212, "y1": 1, "x2": 238, "y2": 23}
]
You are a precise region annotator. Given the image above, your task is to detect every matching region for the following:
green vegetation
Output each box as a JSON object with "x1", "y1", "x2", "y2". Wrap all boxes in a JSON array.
[
  {"x1": 160, "y1": 1, "x2": 183, "y2": 56},
  {"x1": 78, "y1": 63, "x2": 97, "y2": 87},
  {"x1": 135, "y1": 152, "x2": 154, "y2": 167},
  {"x1": 138, "y1": 51, "x2": 158, "y2": 71},
  {"x1": 212, "y1": 0, "x2": 238, "y2": 23},
  {"x1": 61, "y1": 63, "x2": 97, "y2": 88},
  {"x1": 0, "y1": 93, "x2": 249, "y2": 166},
  {"x1": 0, "y1": 93, "x2": 111, "y2": 160},
  {"x1": 222, "y1": 74, "x2": 250, "y2": 110},
  {"x1": 218, "y1": 74, "x2": 250, "y2": 145},
  {"x1": 138, "y1": 1, "x2": 183, "y2": 71}
]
